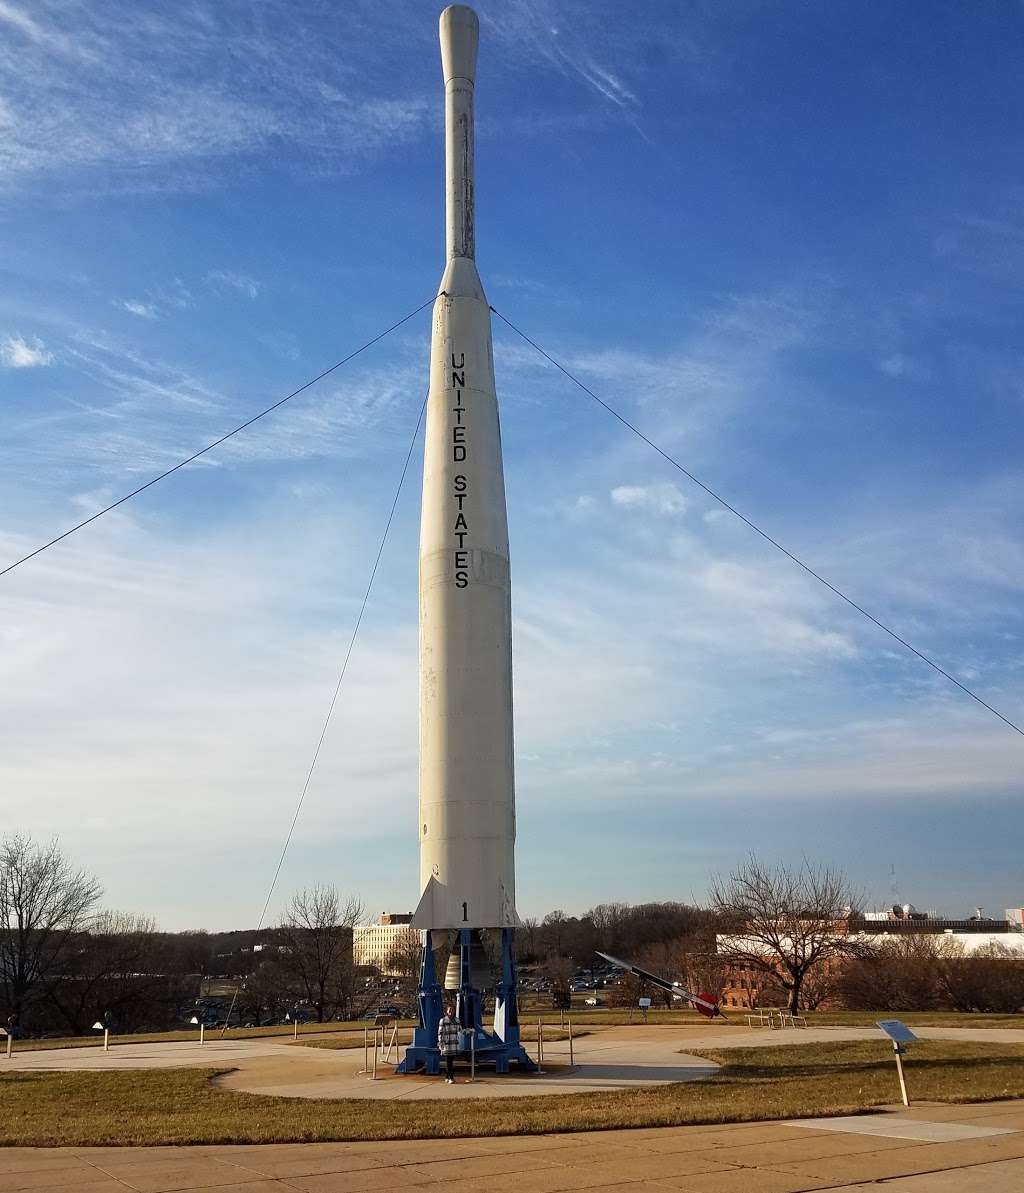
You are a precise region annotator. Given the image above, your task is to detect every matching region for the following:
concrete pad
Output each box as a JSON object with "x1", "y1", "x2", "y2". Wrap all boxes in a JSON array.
[
  {"x1": 412, "y1": 1167, "x2": 643, "y2": 1193},
  {"x1": 824, "y1": 1157, "x2": 1024, "y2": 1191},
  {"x1": 398, "y1": 1151, "x2": 564, "y2": 1182},
  {"x1": 560, "y1": 1154, "x2": 736, "y2": 1181},
  {"x1": 771, "y1": 1131, "x2": 1024, "y2": 1182},
  {"x1": 621, "y1": 1125, "x2": 815, "y2": 1153},
  {"x1": 786, "y1": 1113, "x2": 1018, "y2": 1142},
  {"x1": 286, "y1": 1171, "x2": 455, "y2": 1192},
  {"x1": 211, "y1": 1030, "x2": 718, "y2": 1100},
  {"x1": 708, "y1": 1132, "x2": 920, "y2": 1167},
  {"x1": 0, "y1": 1153, "x2": 98, "y2": 1175},
  {"x1": 216, "y1": 1150, "x2": 386, "y2": 1178},
  {"x1": 8, "y1": 1181, "x2": 146, "y2": 1193},
  {"x1": 642, "y1": 1169, "x2": 828, "y2": 1192},
  {"x1": 3, "y1": 1168, "x2": 129, "y2": 1191},
  {"x1": 82, "y1": 1157, "x2": 273, "y2": 1192}
]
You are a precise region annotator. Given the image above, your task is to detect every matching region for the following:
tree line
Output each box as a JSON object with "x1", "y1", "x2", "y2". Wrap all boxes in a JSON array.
[
  {"x1": 3, "y1": 835, "x2": 1021, "y2": 1035},
  {"x1": 0, "y1": 835, "x2": 377, "y2": 1035}
]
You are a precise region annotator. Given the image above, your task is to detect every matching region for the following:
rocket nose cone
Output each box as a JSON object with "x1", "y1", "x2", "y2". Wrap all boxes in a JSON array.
[{"x1": 440, "y1": 5, "x2": 479, "y2": 84}]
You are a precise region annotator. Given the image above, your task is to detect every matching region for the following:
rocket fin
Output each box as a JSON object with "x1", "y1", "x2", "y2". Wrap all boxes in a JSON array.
[{"x1": 411, "y1": 876, "x2": 442, "y2": 930}]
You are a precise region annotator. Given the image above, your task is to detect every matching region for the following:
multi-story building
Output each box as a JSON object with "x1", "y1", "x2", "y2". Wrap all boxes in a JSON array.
[{"x1": 352, "y1": 913, "x2": 419, "y2": 974}]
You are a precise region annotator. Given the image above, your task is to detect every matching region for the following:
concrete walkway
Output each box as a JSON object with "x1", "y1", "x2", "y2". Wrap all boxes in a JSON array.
[
  {"x1": 6, "y1": 1024, "x2": 1024, "y2": 1101},
  {"x1": 3, "y1": 1100, "x2": 1023, "y2": 1191}
]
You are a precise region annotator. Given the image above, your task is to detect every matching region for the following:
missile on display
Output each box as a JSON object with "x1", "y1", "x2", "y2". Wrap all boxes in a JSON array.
[
  {"x1": 399, "y1": 5, "x2": 534, "y2": 1076},
  {"x1": 411, "y1": 3, "x2": 517, "y2": 935},
  {"x1": 597, "y1": 951, "x2": 727, "y2": 1019}
]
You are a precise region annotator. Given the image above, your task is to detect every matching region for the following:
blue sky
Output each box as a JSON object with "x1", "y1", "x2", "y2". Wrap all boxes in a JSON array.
[{"x1": 1, "y1": 1, "x2": 1022, "y2": 931}]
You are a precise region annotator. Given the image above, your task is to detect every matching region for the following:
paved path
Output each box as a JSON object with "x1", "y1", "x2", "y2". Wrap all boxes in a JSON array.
[
  {"x1": 3, "y1": 1100, "x2": 1023, "y2": 1191},
  {"x1": 6, "y1": 1024, "x2": 1024, "y2": 1101},
  {"x1": 2, "y1": 1029, "x2": 720, "y2": 1099}
]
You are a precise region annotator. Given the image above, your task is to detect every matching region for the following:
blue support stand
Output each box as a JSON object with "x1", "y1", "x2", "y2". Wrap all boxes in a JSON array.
[{"x1": 397, "y1": 927, "x2": 537, "y2": 1075}]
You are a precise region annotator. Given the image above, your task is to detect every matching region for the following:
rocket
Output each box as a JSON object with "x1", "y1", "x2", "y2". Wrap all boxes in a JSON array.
[
  {"x1": 597, "y1": 952, "x2": 727, "y2": 1019},
  {"x1": 412, "y1": 5, "x2": 518, "y2": 934}
]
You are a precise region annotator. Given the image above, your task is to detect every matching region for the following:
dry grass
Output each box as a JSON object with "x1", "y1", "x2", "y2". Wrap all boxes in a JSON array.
[
  {"x1": 530, "y1": 1008, "x2": 1024, "y2": 1029},
  {"x1": 2, "y1": 1039, "x2": 1022, "y2": 1147},
  {"x1": 801, "y1": 1010, "x2": 1024, "y2": 1029}
]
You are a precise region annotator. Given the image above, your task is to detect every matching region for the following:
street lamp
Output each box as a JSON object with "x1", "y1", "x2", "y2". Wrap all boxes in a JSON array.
[{"x1": 92, "y1": 1019, "x2": 110, "y2": 1052}]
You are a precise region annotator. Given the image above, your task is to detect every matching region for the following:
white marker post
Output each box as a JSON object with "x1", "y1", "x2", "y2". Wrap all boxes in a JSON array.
[
  {"x1": 893, "y1": 1042, "x2": 910, "y2": 1107},
  {"x1": 876, "y1": 1019, "x2": 917, "y2": 1108},
  {"x1": 92, "y1": 1021, "x2": 109, "y2": 1052},
  {"x1": 2, "y1": 1030, "x2": 11, "y2": 1060},
  {"x1": 190, "y1": 1016, "x2": 205, "y2": 1045}
]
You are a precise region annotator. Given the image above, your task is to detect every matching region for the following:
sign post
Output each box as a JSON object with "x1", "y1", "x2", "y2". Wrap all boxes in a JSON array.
[
  {"x1": 638, "y1": 996, "x2": 652, "y2": 1024},
  {"x1": 876, "y1": 1020, "x2": 917, "y2": 1107},
  {"x1": 190, "y1": 1016, "x2": 205, "y2": 1046}
]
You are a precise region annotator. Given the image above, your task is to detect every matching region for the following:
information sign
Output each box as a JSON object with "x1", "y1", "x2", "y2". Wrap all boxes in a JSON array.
[{"x1": 876, "y1": 1019, "x2": 917, "y2": 1044}]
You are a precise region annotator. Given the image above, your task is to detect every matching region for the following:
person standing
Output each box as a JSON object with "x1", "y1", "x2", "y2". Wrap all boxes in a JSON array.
[{"x1": 438, "y1": 1001, "x2": 460, "y2": 1084}]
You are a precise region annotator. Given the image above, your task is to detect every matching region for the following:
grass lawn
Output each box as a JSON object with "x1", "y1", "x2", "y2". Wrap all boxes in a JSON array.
[
  {"x1": 805, "y1": 1011, "x2": 1024, "y2": 1029},
  {"x1": 528, "y1": 1007, "x2": 1024, "y2": 1028},
  {"x1": 2, "y1": 1039, "x2": 1022, "y2": 1147}
]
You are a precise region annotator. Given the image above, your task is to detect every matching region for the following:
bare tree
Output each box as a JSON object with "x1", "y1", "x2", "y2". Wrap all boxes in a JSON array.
[
  {"x1": 518, "y1": 917, "x2": 540, "y2": 962},
  {"x1": 939, "y1": 941, "x2": 1024, "y2": 1013},
  {"x1": 541, "y1": 910, "x2": 568, "y2": 958},
  {"x1": 385, "y1": 927, "x2": 423, "y2": 1010},
  {"x1": 273, "y1": 886, "x2": 363, "y2": 1021},
  {"x1": 839, "y1": 934, "x2": 944, "y2": 1012},
  {"x1": 0, "y1": 835, "x2": 102, "y2": 1026},
  {"x1": 543, "y1": 953, "x2": 573, "y2": 1003},
  {"x1": 710, "y1": 855, "x2": 863, "y2": 1013},
  {"x1": 44, "y1": 911, "x2": 174, "y2": 1035}
]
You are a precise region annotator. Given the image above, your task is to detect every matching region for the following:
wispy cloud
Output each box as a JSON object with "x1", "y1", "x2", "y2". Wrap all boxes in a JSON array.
[
  {"x1": 1, "y1": 333, "x2": 53, "y2": 367},
  {"x1": 206, "y1": 270, "x2": 262, "y2": 299},
  {"x1": 610, "y1": 482, "x2": 687, "y2": 515},
  {"x1": 4, "y1": 325, "x2": 426, "y2": 489},
  {"x1": 116, "y1": 300, "x2": 158, "y2": 320},
  {"x1": 481, "y1": 0, "x2": 639, "y2": 109},
  {"x1": 0, "y1": 1, "x2": 433, "y2": 192}
]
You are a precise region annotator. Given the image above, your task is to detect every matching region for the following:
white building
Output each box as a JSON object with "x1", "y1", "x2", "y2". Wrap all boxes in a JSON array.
[{"x1": 352, "y1": 914, "x2": 420, "y2": 973}]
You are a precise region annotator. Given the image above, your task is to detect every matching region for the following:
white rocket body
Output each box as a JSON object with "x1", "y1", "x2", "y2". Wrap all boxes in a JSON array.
[{"x1": 412, "y1": 6, "x2": 518, "y2": 933}]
